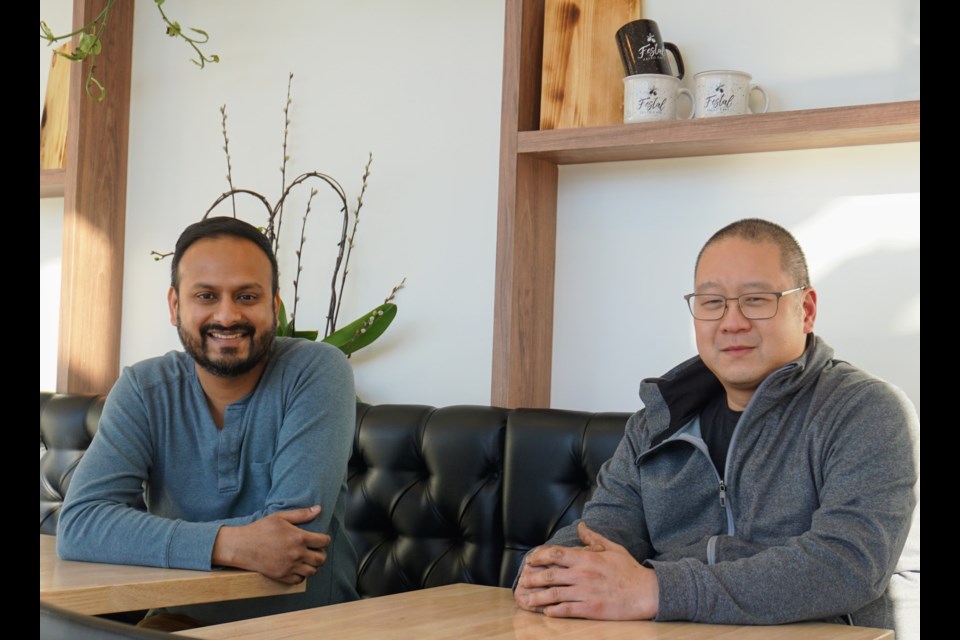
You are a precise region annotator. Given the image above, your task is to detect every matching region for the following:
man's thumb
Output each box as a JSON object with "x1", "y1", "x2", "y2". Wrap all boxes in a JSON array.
[
  {"x1": 577, "y1": 521, "x2": 608, "y2": 551},
  {"x1": 280, "y1": 504, "x2": 322, "y2": 523}
]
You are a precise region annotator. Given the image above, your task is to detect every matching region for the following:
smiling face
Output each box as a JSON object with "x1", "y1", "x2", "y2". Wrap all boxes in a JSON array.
[
  {"x1": 693, "y1": 237, "x2": 817, "y2": 410},
  {"x1": 168, "y1": 235, "x2": 280, "y2": 382}
]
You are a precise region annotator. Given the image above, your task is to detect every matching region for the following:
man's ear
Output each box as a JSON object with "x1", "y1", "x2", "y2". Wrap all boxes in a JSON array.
[
  {"x1": 168, "y1": 287, "x2": 179, "y2": 327},
  {"x1": 801, "y1": 286, "x2": 817, "y2": 333}
]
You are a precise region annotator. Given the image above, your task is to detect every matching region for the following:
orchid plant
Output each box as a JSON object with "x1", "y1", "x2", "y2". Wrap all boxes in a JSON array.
[{"x1": 154, "y1": 73, "x2": 403, "y2": 357}]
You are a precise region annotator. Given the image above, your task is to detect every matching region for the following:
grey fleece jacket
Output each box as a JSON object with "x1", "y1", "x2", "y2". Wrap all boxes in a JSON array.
[{"x1": 540, "y1": 335, "x2": 919, "y2": 636}]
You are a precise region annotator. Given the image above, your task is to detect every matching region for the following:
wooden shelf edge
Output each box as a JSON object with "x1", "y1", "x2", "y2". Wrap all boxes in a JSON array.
[
  {"x1": 41, "y1": 168, "x2": 66, "y2": 198},
  {"x1": 518, "y1": 100, "x2": 920, "y2": 164}
]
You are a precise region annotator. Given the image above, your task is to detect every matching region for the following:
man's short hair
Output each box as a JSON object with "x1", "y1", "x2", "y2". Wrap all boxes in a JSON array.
[
  {"x1": 171, "y1": 216, "x2": 279, "y2": 294},
  {"x1": 696, "y1": 218, "x2": 810, "y2": 288}
]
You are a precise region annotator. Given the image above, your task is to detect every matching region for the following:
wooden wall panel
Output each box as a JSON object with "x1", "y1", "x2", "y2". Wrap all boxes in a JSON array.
[{"x1": 57, "y1": 0, "x2": 133, "y2": 394}]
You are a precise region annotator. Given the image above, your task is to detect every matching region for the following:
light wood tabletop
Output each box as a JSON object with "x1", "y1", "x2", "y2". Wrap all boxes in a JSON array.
[
  {"x1": 40, "y1": 533, "x2": 305, "y2": 615},
  {"x1": 179, "y1": 583, "x2": 894, "y2": 640}
]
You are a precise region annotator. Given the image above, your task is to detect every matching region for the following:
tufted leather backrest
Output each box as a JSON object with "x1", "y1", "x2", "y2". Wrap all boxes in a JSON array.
[
  {"x1": 39, "y1": 392, "x2": 629, "y2": 596},
  {"x1": 40, "y1": 393, "x2": 106, "y2": 535},
  {"x1": 347, "y1": 404, "x2": 508, "y2": 596},
  {"x1": 500, "y1": 409, "x2": 630, "y2": 585}
]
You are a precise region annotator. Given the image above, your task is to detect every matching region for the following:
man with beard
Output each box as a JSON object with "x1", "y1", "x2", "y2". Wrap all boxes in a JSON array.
[{"x1": 57, "y1": 217, "x2": 359, "y2": 627}]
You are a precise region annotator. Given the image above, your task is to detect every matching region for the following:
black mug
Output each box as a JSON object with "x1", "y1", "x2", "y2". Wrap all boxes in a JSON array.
[{"x1": 615, "y1": 19, "x2": 684, "y2": 79}]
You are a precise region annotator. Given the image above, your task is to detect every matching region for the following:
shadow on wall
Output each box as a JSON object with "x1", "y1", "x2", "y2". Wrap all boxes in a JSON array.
[{"x1": 815, "y1": 246, "x2": 919, "y2": 414}]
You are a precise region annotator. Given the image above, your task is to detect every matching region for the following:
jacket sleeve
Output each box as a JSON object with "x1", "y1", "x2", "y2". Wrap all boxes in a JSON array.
[
  {"x1": 57, "y1": 344, "x2": 356, "y2": 571},
  {"x1": 650, "y1": 379, "x2": 919, "y2": 625}
]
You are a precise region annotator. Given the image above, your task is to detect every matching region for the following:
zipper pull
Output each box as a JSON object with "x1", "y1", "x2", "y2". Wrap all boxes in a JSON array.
[{"x1": 719, "y1": 480, "x2": 727, "y2": 508}]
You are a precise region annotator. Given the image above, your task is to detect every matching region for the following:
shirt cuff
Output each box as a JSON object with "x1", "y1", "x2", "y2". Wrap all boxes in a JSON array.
[{"x1": 167, "y1": 520, "x2": 222, "y2": 570}]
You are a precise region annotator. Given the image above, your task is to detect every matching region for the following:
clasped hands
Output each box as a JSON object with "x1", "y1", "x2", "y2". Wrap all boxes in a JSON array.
[
  {"x1": 514, "y1": 522, "x2": 659, "y2": 620},
  {"x1": 212, "y1": 504, "x2": 330, "y2": 585}
]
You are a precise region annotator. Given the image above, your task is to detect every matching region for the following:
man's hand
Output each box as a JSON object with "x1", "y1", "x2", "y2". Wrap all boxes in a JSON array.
[
  {"x1": 514, "y1": 522, "x2": 659, "y2": 620},
  {"x1": 212, "y1": 505, "x2": 330, "y2": 584}
]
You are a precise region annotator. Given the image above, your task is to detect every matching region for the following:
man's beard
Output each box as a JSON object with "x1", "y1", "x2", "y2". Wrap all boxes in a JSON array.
[{"x1": 177, "y1": 315, "x2": 276, "y2": 378}]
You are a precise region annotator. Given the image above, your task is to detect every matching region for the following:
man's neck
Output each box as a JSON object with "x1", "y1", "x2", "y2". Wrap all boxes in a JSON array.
[
  {"x1": 195, "y1": 360, "x2": 268, "y2": 428},
  {"x1": 725, "y1": 390, "x2": 752, "y2": 412}
]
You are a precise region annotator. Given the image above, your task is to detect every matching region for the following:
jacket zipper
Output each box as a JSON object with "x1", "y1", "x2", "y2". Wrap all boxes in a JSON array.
[{"x1": 649, "y1": 427, "x2": 735, "y2": 565}]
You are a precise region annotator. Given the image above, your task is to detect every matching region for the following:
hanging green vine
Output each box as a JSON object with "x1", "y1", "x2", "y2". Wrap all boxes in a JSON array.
[{"x1": 40, "y1": 0, "x2": 219, "y2": 102}]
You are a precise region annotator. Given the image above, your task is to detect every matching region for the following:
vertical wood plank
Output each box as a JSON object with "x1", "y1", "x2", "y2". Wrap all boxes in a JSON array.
[
  {"x1": 40, "y1": 44, "x2": 72, "y2": 170},
  {"x1": 540, "y1": 0, "x2": 641, "y2": 129},
  {"x1": 58, "y1": 0, "x2": 133, "y2": 394},
  {"x1": 493, "y1": 0, "x2": 559, "y2": 408}
]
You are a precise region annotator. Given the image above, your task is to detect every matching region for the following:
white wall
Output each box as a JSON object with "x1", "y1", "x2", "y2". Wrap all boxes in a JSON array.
[
  {"x1": 40, "y1": 0, "x2": 919, "y2": 414},
  {"x1": 119, "y1": 1, "x2": 504, "y2": 406}
]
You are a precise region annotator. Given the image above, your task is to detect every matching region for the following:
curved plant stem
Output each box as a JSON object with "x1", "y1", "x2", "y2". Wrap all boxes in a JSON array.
[
  {"x1": 274, "y1": 73, "x2": 295, "y2": 257},
  {"x1": 334, "y1": 153, "x2": 373, "y2": 327},
  {"x1": 290, "y1": 188, "x2": 319, "y2": 332},
  {"x1": 204, "y1": 189, "x2": 275, "y2": 225},
  {"x1": 219, "y1": 105, "x2": 237, "y2": 217}
]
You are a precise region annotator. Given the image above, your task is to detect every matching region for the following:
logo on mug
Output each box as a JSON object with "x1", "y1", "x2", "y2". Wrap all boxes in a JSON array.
[
  {"x1": 637, "y1": 87, "x2": 666, "y2": 113},
  {"x1": 704, "y1": 82, "x2": 736, "y2": 111},
  {"x1": 636, "y1": 33, "x2": 666, "y2": 61}
]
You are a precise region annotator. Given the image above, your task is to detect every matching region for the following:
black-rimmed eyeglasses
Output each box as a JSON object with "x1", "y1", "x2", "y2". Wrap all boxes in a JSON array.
[{"x1": 684, "y1": 286, "x2": 807, "y2": 321}]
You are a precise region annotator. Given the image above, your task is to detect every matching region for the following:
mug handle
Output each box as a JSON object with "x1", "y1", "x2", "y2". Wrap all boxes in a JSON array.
[
  {"x1": 749, "y1": 84, "x2": 769, "y2": 114},
  {"x1": 664, "y1": 42, "x2": 685, "y2": 79},
  {"x1": 677, "y1": 88, "x2": 694, "y2": 119}
]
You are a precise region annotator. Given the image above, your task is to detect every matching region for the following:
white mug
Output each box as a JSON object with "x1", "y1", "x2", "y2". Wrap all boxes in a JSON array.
[
  {"x1": 694, "y1": 70, "x2": 769, "y2": 118},
  {"x1": 623, "y1": 74, "x2": 694, "y2": 123}
]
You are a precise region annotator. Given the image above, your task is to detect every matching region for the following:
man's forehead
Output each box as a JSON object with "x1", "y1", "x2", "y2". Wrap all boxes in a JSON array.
[
  {"x1": 178, "y1": 236, "x2": 273, "y2": 279},
  {"x1": 694, "y1": 237, "x2": 789, "y2": 290},
  {"x1": 696, "y1": 279, "x2": 778, "y2": 293}
]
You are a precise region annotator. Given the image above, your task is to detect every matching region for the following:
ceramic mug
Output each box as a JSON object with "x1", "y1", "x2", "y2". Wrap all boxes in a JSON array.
[
  {"x1": 623, "y1": 74, "x2": 694, "y2": 123},
  {"x1": 615, "y1": 20, "x2": 684, "y2": 79},
  {"x1": 694, "y1": 70, "x2": 769, "y2": 117}
]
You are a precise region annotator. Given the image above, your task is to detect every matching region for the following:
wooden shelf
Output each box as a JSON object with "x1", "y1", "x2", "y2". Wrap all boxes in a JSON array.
[
  {"x1": 40, "y1": 168, "x2": 66, "y2": 198},
  {"x1": 518, "y1": 100, "x2": 920, "y2": 164}
]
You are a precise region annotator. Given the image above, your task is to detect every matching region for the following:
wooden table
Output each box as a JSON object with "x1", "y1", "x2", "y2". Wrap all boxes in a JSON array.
[
  {"x1": 40, "y1": 534, "x2": 304, "y2": 615},
  {"x1": 180, "y1": 583, "x2": 894, "y2": 640}
]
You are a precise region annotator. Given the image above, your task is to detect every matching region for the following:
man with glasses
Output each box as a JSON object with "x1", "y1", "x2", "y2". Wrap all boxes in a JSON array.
[{"x1": 515, "y1": 219, "x2": 919, "y2": 639}]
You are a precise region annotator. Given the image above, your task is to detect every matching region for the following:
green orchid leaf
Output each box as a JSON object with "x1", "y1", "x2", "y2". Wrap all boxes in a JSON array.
[
  {"x1": 323, "y1": 303, "x2": 397, "y2": 356},
  {"x1": 276, "y1": 299, "x2": 292, "y2": 337},
  {"x1": 276, "y1": 299, "x2": 317, "y2": 340}
]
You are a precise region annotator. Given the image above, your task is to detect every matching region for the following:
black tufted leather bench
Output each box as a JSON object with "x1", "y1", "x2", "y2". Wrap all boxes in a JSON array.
[{"x1": 40, "y1": 393, "x2": 630, "y2": 596}]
